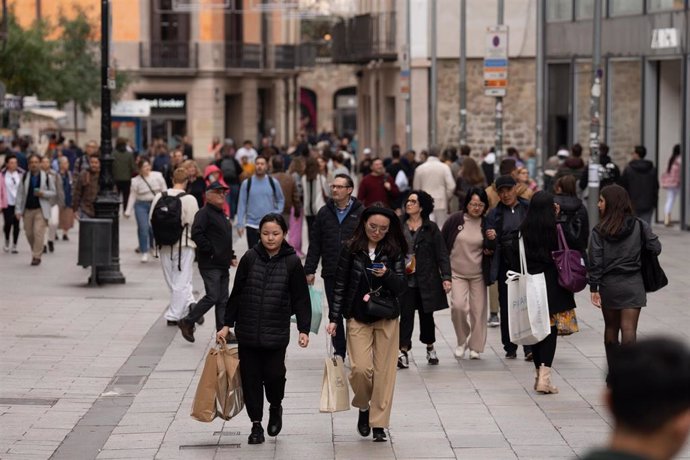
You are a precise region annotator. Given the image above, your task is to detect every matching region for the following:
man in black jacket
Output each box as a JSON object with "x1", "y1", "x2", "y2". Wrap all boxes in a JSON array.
[
  {"x1": 304, "y1": 174, "x2": 363, "y2": 358},
  {"x1": 620, "y1": 145, "x2": 659, "y2": 225},
  {"x1": 178, "y1": 181, "x2": 237, "y2": 342}
]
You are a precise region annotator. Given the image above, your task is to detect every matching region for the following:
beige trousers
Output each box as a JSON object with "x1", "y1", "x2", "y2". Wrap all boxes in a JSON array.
[
  {"x1": 23, "y1": 208, "x2": 47, "y2": 259},
  {"x1": 347, "y1": 317, "x2": 399, "y2": 428},
  {"x1": 489, "y1": 282, "x2": 499, "y2": 314},
  {"x1": 451, "y1": 274, "x2": 488, "y2": 352}
]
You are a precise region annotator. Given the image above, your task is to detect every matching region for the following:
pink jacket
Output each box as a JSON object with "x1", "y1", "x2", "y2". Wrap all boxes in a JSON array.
[{"x1": 661, "y1": 157, "x2": 681, "y2": 189}]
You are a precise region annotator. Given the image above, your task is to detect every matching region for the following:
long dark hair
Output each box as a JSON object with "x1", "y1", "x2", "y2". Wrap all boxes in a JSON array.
[
  {"x1": 347, "y1": 208, "x2": 408, "y2": 257},
  {"x1": 597, "y1": 184, "x2": 633, "y2": 237},
  {"x1": 520, "y1": 191, "x2": 557, "y2": 261},
  {"x1": 667, "y1": 144, "x2": 681, "y2": 173}
]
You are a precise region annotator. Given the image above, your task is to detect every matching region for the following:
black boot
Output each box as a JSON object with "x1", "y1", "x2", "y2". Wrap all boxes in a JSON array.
[
  {"x1": 267, "y1": 405, "x2": 283, "y2": 437},
  {"x1": 372, "y1": 427, "x2": 387, "y2": 442},
  {"x1": 357, "y1": 409, "x2": 370, "y2": 437},
  {"x1": 248, "y1": 422, "x2": 265, "y2": 444},
  {"x1": 604, "y1": 341, "x2": 620, "y2": 384}
]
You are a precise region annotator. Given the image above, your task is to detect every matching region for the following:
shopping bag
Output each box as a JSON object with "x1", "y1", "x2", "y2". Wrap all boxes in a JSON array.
[
  {"x1": 191, "y1": 348, "x2": 220, "y2": 422},
  {"x1": 319, "y1": 354, "x2": 350, "y2": 413},
  {"x1": 216, "y1": 341, "x2": 244, "y2": 420},
  {"x1": 506, "y1": 237, "x2": 551, "y2": 345},
  {"x1": 288, "y1": 207, "x2": 303, "y2": 256},
  {"x1": 291, "y1": 286, "x2": 323, "y2": 334}
]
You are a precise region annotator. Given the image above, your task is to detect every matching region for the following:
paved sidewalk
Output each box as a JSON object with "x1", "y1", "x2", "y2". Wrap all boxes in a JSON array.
[{"x1": 1, "y1": 219, "x2": 689, "y2": 459}]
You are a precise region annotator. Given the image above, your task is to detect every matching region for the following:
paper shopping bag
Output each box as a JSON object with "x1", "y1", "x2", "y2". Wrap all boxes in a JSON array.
[
  {"x1": 190, "y1": 348, "x2": 220, "y2": 422},
  {"x1": 216, "y1": 344, "x2": 244, "y2": 420},
  {"x1": 319, "y1": 355, "x2": 350, "y2": 413}
]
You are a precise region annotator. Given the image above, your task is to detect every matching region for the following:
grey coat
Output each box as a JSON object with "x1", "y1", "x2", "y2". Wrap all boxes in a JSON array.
[{"x1": 15, "y1": 170, "x2": 57, "y2": 220}]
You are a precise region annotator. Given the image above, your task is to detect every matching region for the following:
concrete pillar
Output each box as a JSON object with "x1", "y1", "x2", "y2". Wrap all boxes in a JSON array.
[
  {"x1": 410, "y1": 63, "x2": 429, "y2": 153},
  {"x1": 189, "y1": 77, "x2": 224, "y2": 160},
  {"x1": 241, "y1": 78, "x2": 259, "y2": 144}
]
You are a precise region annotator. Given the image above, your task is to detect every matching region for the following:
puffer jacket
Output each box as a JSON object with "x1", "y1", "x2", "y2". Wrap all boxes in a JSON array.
[
  {"x1": 304, "y1": 198, "x2": 364, "y2": 279},
  {"x1": 588, "y1": 216, "x2": 661, "y2": 293},
  {"x1": 225, "y1": 242, "x2": 311, "y2": 348},
  {"x1": 330, "y1": 247, "x2": 406, "y2": 324}
]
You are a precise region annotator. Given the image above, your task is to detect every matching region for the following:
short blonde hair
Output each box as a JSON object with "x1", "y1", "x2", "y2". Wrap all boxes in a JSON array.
[{"x1": 173, "y1": 167, "x2": 188, "y2": 184}]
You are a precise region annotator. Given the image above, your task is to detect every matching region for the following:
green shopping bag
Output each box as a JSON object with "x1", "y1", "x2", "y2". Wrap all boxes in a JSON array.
[{"x1": 291, "y1": 286, "x2": 323, "y2": 334}]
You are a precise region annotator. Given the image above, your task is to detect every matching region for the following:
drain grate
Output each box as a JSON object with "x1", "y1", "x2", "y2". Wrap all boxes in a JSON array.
[
  {"x1": 110, "y1": 375, "x2": 147, "y2": 385},
  {"x1": 0, "y1": 398, "x2": 58, "y2": 406}
]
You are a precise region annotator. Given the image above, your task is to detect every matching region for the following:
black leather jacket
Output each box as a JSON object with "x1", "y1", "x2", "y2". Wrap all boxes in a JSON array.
[{"x1": 330, "y1": 248, "x2": 406, "y2": 324}]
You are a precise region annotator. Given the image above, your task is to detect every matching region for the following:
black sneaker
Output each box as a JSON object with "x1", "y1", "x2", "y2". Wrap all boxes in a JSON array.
[
  {"x1": 62, "y1": 234, "x2": 69, "y2": 241},
  {"x1": 397, "y1": 350, "x2": 409, "y2": 369},
  {"x1": 166, "y1": 320, "x2": 178, "y2": 326},
  {"x1": 426, "y1": 347, "x2": 439, "y2": 365},
  {"x1": 48, "y1": 241, "x2": 54, "y2": 253},
  {"x1": 267, "y1": 405, "x2": 283, "y2": 437},
  {"x1": 372, "y1": 428, "x2": 387, "y2": 442},
  {"x1": 524, "y1": 352, "x2": 534, "y2": 362},
  {"x1": 357, "y1": 409, "x2": 371, "y2": 437},
  {"x1": 505, "y1": 351, "x2": 517, "y2": 359},
  {"x1": 178, "y1": 319, "x2": 196, "y2": 343},
  {"x1": 248, "y1": 422, "x2": 265, "y2": 444}
]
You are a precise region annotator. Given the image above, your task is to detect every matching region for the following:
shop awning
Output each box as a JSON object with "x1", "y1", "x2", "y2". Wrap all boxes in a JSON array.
[{"x1": 23, "y1": 108, "x2": 68, "y2": 121}]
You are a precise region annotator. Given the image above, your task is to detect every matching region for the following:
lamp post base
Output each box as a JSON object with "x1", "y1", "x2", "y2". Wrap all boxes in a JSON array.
[{"x1": 94, "y1": 191, "x2": 125, "y2": 285}]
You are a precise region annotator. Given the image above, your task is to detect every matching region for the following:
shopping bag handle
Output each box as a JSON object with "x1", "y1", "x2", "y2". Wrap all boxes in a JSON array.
[{"x1": 326, "y1": 338, "x2": 340, "y2": 366}]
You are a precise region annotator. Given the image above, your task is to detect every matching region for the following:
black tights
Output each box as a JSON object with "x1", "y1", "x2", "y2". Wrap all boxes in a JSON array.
[
  {"x1": 3, "y1": 206, "x2": 20, "y2": 245},
  {"x1": 532, "y1": 325, "x2": 557, "y2": 369},
  {"x1": 602, "y1": 308, "x2": 641, "y2": 369}
]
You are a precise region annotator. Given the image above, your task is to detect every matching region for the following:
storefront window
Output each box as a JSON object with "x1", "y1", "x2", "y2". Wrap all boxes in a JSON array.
[
  {"x1": 609, "y1": 0, "x2": 644, "y2": 16},
  {"x1": 547, "y1": 0, "x2": 573, "y2": 22},
  {"x1": 647, "y1": 0, "x2": 685, "y2": 12},
  {"x1": 576, "y1": 0, "x2": 607, "y2": 20}
]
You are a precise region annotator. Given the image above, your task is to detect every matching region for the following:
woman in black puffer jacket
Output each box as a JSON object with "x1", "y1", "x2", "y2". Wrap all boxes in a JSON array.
[
  {"x1": 327, "y1": 205, "x2": 407, "y2": 443},
  {"x1": 217, "y1": 214, "x2": 311, "y2": 446}
]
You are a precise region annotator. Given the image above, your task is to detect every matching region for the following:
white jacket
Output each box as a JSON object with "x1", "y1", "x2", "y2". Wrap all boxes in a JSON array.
[
  {"x1": 15, "y1": 170, "x2": 57, "y2": 219},
  {"x1": 412, "y1": 157, "x2": 455, "y2": 211},
  {"x1": 125, "y1": 171, "x2": 167, "y2": 216}
]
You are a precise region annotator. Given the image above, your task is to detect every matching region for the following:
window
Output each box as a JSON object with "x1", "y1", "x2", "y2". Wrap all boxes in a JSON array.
[
  {"x1": 609, "y1": 0, "x2": 644, "y2": 16},
  {"x1": 576, "y1": 0, "x2": 608, "y2": 19},
  {"x1": 647, "y1": 0, "x2": 685, "y2": 12},
  {"x1": 547, "y1": 0, "x2": 573, "y2": 22}
]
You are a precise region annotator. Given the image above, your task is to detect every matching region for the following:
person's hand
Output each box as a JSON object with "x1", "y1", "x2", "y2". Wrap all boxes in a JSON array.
[
  {"x1": 15, "y1": 213, "x2": 22, "y2": 220},
  {"x1": 123, "y1": 213, "x2": 130, "y2": 219},
  {"x1": 383, "y1": 181, "x2": 391, "y2": 191},
  {"x1": 554, "y1": 202, "x2": 561, "y2": 216},
  {"x1": 231, "y1": 257, "x2": 238, "y2": 268},
  {"x1": 35, "y1": 190, "x2": 42, "y2": 198},
  {"x1": 591, "y1": 292, "x2": 602, "y2": 309},
  {"x1": 326, "y1": 322, "x2": 337, "y2": 337},
  {"x1": 237, "y1": 227, "x2": 244, "y2": 237},
  {"x1": 371, "y1": 266, "x2": 388, "y2": 277},
  {"x1": 306, "y1": 274, "x2": 315, "y2": 285},
  {"x1": 216, "y1": 326, "x2": 230, "y2": 343},
  {"x1": 443, "y1": 280, "x2": 452, "y2": 293},
  {"x1": 486, "y1": 229, "x2": 496, "y2": 240},
  {"x1": 298, "y1": 333, "x2": 309, "y2": 348}
]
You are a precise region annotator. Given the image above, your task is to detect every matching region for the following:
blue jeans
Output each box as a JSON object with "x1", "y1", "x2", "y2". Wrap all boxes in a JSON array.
[{"x1": 134, "y1": 200, "x2": 153, "y2": 253}]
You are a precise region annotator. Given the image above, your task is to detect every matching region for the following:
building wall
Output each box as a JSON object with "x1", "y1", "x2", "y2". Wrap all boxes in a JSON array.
[
  {"x1": 298, "y1": 64, "x2": 358, "y2": 134},
  {"x1": 607, "y1": 60, "x2": 642, "y2": 166}
]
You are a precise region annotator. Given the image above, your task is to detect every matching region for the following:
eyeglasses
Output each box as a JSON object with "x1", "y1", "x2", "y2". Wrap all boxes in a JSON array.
[
  {"x1": 366, "y1": 223, "x2": 389, "y2": 234},
  {"x1": 330, "y1": 184, "x2": 351, "y2": 190},
  {"x1": 467, "y1": 202, "x2": 485, "y2": 209}
]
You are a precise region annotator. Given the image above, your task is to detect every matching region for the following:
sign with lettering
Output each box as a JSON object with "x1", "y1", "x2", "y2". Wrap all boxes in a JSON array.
[{"x1": 484, "y1": 25, "x2": 509, "y2": 97}]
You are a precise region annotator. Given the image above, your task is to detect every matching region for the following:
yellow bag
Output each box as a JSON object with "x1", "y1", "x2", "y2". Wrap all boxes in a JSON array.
[
  {"x1": 553, "y1": 309, "x2": 579, "y2": 336},
  {"x1": 216, "y1": 343, "x2": 244, "y2": 420},
  {"x1": 190, "y1": 348, "x2": 220, "y2": 422},
  {"x1": 319, "y1": 355, "x2": 350, "y2": 413}
]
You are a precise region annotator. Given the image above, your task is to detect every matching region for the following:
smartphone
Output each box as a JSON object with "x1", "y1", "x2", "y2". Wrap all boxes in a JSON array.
[
  {"x1": 34, "y1": 188, "x2": 41, "y2": 195},
  {"x1": 371, "y1": 262, "x2": 385, "y2": 270}
]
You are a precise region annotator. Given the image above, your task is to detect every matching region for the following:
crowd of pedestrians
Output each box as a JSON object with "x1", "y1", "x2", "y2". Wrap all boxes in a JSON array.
[{"x1": 0, "y1": 131, "x2": 679, "y2": 450}]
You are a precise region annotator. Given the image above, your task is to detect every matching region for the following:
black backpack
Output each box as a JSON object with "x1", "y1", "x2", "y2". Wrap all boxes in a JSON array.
[
  {"x1": 220, "y1": 156, "x2": 238, "y2": 184},
  {"x1": 152, "y1": 191, "x2": 186, "y2": 246}
]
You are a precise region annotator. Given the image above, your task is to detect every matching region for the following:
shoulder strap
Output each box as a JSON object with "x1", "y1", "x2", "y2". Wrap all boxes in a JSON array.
[
  {"x1": 141, "y1": 176, "x2": 155, "y2": 195},
  {"x1": 245, "y1": 177, "x2": 252, "y2": 207}
]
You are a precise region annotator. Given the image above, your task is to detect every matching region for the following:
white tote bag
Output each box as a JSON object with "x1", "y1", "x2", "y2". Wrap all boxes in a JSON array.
[{"x1": 505, "y1": 237, "x2": 551, "y2": 345}]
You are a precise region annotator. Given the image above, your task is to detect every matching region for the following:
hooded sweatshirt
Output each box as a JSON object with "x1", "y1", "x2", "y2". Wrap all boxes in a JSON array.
[{"x1": 620, "y1": 159, "x2": 659, "y2": 213}]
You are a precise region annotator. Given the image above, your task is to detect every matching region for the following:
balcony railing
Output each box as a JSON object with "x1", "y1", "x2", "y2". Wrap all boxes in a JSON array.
[
  {"x1": 140, "y1": 41, "x2": 198, "y2": 69},
  {"x1": 225, "y1": 42, "x2": 263, "y2": 69},
  {"x1": 274, "y1": 45, "x2": 296, "y2": 69},
  {"x1": 332, "y1": 12, "x2": 397, "y2": 64}
]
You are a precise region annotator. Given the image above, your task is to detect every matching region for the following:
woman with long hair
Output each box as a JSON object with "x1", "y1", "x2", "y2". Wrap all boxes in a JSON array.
[
  {"x1": 182, "y1": 159, "x2": 206, "y2": 209},
  {"x1": 661, "y1": 144, "x2": 682, "y2": 227},
  {"x1": 519, "y1": 191, "x2": 583, "y2": 393},
  {"x1": 302, "y1": 156, "x2": 329, "y2": 234},
  {"x1": 216, "y1": 213, "x2": 311, "y2": 445},
  {"x1": 589, "y1": 185, "x2": 661, "y2": 378},
  {"x1": 398, "y1": 190, "x2": 451, "y2": 368},
  {"x1": 125, "y1": 159, "x2": 167, "y2": 262},
  {"x1": 454, "y1": 158, "x2": 486, "y2": 205},
  {"x1": 516, "y1": 166, "x2": 539, "y2": 193},
  {"x1": 442, "y1": 188, "x2": 491, "y2": 360},
  {"x1": 553, "y1": 175, "x2": 589, "y2": 249},
  {"x1": 327, "y1": 206, "x2": 407, "y2": 442}
]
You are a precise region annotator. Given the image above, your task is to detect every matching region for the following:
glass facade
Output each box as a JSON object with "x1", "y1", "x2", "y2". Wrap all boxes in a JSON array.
[
  {"x1": 609, "y1": 0, "x2": 644, "y2": 16},
  {"x1": 575, "y1": 0, "x2": 607, "y2": 19},
  {"x1": 647, "y1": 0, "x2": 686, "y2": 11},
  {"x1": 547, "y1": 0, "x2": 573, "y2": 22}
]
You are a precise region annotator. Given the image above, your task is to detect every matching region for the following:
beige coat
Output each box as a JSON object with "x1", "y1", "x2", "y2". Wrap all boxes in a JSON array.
[{"x1": 412, "y1": 157, "x2": 455, "y2": 211}]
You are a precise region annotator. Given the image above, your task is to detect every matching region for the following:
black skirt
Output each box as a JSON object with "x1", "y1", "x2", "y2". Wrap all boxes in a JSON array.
[{"x1": 600, "y1": 271, "x2": 646, "y2": 309}]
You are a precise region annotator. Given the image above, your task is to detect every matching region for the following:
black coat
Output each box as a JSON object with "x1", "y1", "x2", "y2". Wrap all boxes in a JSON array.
[
  {"x1": 191, "y1": 203, "x2": 235, "y2": 270},
  {"x1": 485, "y1": 198, "x2": 530, "y2": 283},
  {"x1": 620, "y1": 159, "x2": 659, "y2": 214},
  {"x1": 331, "y1": 248, "x2": 406, "y2": 324},
  {"x1": 554, "y1": 194, "x2": 590, "y2": 250},
  {"x1": 402, "y1": 218, "x2": 451, "y2": 313},
  {"x1": 225, "y1": 242, "x2": 311, "y2": 349},
  {"x1": 304, "y1": 198, "x2": 364, "y2": 279}
]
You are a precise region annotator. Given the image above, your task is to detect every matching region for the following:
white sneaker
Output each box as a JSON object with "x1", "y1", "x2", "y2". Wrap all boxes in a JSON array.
[
  {"x1": 3, "y1": 240, "x2": 9, "y2": 252},
  {"x1": 454, "y1": 344, "x2": 467, "y2": 359},
  {"x1": 141, "y1": 253, "x2": 149, "y2": 263},
  {"x1": 469, "y1": 350, "x2": 480, "y2": 360}
]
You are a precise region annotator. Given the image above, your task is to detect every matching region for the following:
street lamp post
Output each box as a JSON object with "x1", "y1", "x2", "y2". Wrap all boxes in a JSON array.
[{"x1": 94, "y1": 0, "x2": 125, "y2": 284}]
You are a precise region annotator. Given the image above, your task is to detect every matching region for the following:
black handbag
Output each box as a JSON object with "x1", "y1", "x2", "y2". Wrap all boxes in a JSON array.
[
  {"x1": 638, "y1": 220, "x2": 667, "y2": 293},
  {"x1": 364, "y1": 290, "x2": 400, "y2": 319}
]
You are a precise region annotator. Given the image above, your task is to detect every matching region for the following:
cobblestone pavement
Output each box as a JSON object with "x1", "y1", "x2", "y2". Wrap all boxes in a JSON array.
[{"x1": 1, "y1": 218, "x2": 688, "y2": 459}]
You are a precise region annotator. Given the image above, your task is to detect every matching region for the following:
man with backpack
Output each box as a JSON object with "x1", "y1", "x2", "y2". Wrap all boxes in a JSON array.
[
  {"x1": 177, "y1": 181, "x2": 237, "y2": 342},
  {"x1": 150, "y1": 168, "x2": 200, "y2": 326},
  {"x1": 236, "y1": 156, "x2": 285, "y2": 250}
]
